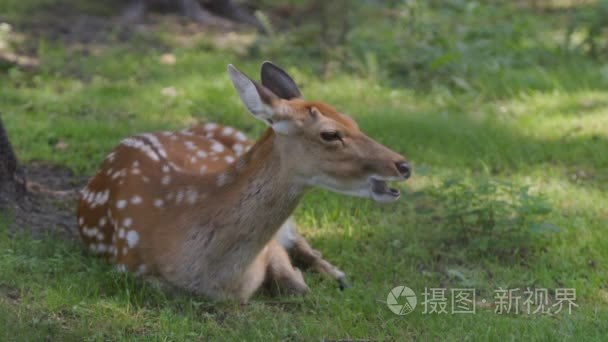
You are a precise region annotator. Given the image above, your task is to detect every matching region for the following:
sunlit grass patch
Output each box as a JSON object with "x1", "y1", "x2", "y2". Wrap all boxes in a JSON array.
[{"x1": 1, "y1": 0, "x2": 608, "y2": 340}]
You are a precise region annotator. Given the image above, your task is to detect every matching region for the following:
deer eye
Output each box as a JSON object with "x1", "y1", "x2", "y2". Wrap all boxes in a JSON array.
[{"x1": 320, "y1": 131, "x2": 341, "y2": 142}]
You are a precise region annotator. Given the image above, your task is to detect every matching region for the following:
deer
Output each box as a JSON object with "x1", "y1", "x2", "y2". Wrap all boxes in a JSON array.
[{"x1": 76, "y1": 62, "x2": 411, "y2": 303}]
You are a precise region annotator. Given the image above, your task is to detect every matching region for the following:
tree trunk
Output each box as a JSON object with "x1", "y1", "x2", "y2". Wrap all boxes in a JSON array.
[
  {"x1": 120, "y1": 0, "x2": 263, "y2": 31},
  {"x1": 204, "y1": 0, "x2": 263, "y2": 30},
  {"x1": 0, "y1": 116, "x2": 25, "y2": 207}
]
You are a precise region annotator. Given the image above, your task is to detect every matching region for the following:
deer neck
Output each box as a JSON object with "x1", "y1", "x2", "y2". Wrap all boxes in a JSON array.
[{"x1": 172, "y1": 129, "x2": 305, "y2": 266}]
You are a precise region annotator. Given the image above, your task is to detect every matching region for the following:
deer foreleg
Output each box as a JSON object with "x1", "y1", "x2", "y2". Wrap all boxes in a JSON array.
[
  {"x1": 264, "y1": 239, "x2": 309, "y2": 296},
  {"x1": 276, "y1": 218, "x2": 349, "y2": 290}
]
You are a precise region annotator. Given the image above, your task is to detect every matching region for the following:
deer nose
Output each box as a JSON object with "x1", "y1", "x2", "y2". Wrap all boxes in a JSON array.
[{"x1": 395, "y1": 161, "x2": 411, "y2": 179}]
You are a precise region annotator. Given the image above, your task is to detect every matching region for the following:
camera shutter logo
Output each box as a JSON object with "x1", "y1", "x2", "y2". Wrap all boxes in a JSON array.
[{"x1": 387, "y1": 286, "x2": 417, "y2": 315}]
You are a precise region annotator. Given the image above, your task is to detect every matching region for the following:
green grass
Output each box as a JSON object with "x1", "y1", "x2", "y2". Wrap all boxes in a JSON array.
[{"x1": 1, "y1": 1, "x2": 608, "y2": 340}]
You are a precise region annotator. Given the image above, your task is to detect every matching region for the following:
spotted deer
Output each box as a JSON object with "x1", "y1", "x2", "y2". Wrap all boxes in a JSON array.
[{"x1": 76, "y1": 62, "x2": 411, "y2": 302}]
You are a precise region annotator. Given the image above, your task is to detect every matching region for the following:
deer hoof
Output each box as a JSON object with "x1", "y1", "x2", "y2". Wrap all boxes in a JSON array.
[{"x1": 337, "y1": 275, "x2": 350, "y2": 291}]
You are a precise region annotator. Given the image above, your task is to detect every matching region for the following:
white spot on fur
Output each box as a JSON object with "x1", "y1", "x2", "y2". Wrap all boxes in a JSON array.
[
  {"x1": 131, "y1": 196, "x2": 142, "y2": 205},
  {"x1": 161, "y1": 175, "x2": 171, "y2": 185},
  {"x1": 211, "y1": 142, "x2": 224, "y2": 153},
  {"x1": 196, "y1": 150, "x2": 207, "y2": 158},
  {"x1": 204, "y1": 123, "x2": 218, "y2": 131},
  {"x1": 106, "y1": 152, "x2": 116, "y2": 162},
  {"x1": 118, "y1": 228, "x2": 126, "y2": 239},
  {"x1": 91, "y1": 192, "x2": 100, "y2": 202},
  {"x1": 116, "y1": 200, "x2": 127, "y2": 209},
  {"x1": 112, "y1": 170, "x2": 125, "y2": 180},
  {"x1": 123, "y1": 218, "x2": 133, "y2": 228},
  {"x1": 224, "y1": 156, "x2": 235, "y2": 163},
  {"x1": 80, "y1": 189, "x2": 90, "y2": 202},
  {"x1": 233, "y1": 143, "x2": 244, "y2": 155},
  {"x1": 93, "y1": 190, "x2": 109, "y2": 207},
  {"x1": 154, "y1": 199, "x2": 164, "y2": 208},
  {"x1": 141, "y1": 133, "x2": 167, "y2": 158},
  {"x1": 126, "y1": 230, "x2": 139, "y2": 247},
  {"x1": 169, "y1": 162, "x2": 182, "y2": 171},
  {"x1": 83, "y1": 226, "x2": 99, "y2": 237},
  {"x1": 185, "y1": 141, "x2": 196, "y2": 150},
  {"x1": 120, "y1": 138, "x2": 160, "y2": 161},
  {"x1": 234, "y1": 131, "x2": 247, "y2": 142},
  {"x1": 222, "y1": 126, "x2": 235, "y2": 136},
  {"x1": 90, "y1": 192, "x2": 99, "y2": 205},
  {"x1": 199, "y1": 165, "x2": 208, "y2": 174},
  {"x1": 78, "y1": 217, "x2": 84, "y2": 226},
  {"x1": 92, "y1": 192, "x2": 100, "y2": 205}
]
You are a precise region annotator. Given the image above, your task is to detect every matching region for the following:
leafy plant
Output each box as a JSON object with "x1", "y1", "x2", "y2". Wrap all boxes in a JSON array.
[
  {"x1": 254, "y1": 0, "x2": 554, "y2": 90},
  {"x1": 423, "y1": 176, "x2": 559, "y2": 260},
  {"x1": 565, "y1": 0, "x2": 608, "y2": 59}
]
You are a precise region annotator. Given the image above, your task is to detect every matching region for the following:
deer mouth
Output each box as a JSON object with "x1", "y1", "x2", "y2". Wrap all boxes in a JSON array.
[{"x1": 369, "y1": 177, "x2": 401, "y2": 203}]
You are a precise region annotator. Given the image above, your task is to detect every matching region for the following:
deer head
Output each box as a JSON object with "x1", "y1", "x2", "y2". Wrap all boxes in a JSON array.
[{"x1": 228, "y1": 62, "x2": 411, "y2": 203}]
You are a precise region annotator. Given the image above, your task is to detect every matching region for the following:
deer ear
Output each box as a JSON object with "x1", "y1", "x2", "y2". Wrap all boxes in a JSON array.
[
  {"x1": 228, "y1": 64, "x2": 278, "y2": 125},
  {"x1": 260, "y1": 61, "x2": 302, "y2": 100}
]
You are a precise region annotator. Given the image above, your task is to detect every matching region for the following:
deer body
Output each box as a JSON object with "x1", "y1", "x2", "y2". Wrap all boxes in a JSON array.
[
  {"x1": 156, "y1": 130, "x2": 306, "y2": 299},
  {"x1": 77, "y1": 62, "x2": 411, "y2": 302},
  {"x1": 78, "y1": 124, "x2": 304, "y2": 299}
]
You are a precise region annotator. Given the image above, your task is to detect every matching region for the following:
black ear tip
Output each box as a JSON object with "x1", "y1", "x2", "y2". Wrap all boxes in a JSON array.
[
  {"x1": 261, "y1": 60, "x2": 275, "y2": 67},
  {"x1": 261, "y1": 61, "x2": 280, "y2": 74}
]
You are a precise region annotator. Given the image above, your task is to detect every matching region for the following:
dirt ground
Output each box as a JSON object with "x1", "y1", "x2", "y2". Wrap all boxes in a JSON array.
[{"x1": 1, "y1": 162, "x2": 87, "y2": 240}]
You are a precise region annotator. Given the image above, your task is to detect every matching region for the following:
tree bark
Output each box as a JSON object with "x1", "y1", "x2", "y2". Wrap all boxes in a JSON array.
[
  {"x1": 120, "y1": 0, "x2": 263, "y2": 31},
  {"x1": 204, "y1": 0, "x2": 263, "y2": 30},
  {"x1": 0, "y1": 116, "x2": 25, "y2": 207}
]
